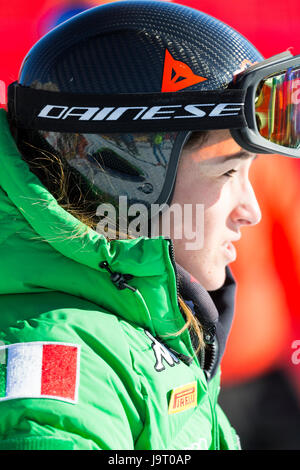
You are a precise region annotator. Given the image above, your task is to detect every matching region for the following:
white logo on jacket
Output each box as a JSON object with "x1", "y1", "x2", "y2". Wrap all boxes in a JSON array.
[{"x1": 145, "y1": 331, "x2": 180, "y2": 372}]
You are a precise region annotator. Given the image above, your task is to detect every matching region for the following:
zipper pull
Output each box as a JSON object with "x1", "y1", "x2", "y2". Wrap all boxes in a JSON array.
[
  {"x1": 99, "y1": 261, "x2": 136, "y2": 292},
  {"x1": 168, "y1": 347, "x2": 194, "y2": 366}
]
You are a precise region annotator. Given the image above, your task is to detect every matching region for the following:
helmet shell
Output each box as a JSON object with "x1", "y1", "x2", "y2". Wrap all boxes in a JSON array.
[{"x1": 19, "y1": 0, "x2": 263, "y2": 94}]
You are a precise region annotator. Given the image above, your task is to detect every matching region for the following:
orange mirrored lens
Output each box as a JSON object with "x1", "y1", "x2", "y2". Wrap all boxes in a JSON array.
[{"x1": 255, "y1": 67, "x2": 300, "y2": 149}]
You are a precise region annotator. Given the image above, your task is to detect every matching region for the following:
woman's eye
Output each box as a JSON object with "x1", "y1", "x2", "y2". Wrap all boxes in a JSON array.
[{"x1": 223, "y1": 169, "x2": 237, "y2": 178}]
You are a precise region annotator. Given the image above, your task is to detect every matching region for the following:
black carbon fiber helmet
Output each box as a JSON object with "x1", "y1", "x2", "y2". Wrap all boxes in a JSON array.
[{"x1": 8, "y1": 0, "x2": 263, "y2": 224}]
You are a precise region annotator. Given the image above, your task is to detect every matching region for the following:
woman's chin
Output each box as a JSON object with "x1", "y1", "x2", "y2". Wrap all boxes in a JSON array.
[{"x1": 201, "y1": 268, "x2": 226, "y2": 292}]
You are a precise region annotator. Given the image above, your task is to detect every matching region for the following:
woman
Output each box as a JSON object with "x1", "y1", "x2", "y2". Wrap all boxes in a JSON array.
[{"x1": 0, "y1": 0, "x2": 299, "y2": 450}]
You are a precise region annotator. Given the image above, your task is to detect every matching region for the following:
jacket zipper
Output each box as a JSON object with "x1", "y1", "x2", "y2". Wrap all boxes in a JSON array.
[
  {"x1": 169, "y1": 239, "x2": 220, "y2": 377},
  {"x1": 167, "y1": 238, "x2": 180, "y2": 297},
  {"x1": 203, "y1": 340, "x2": 217, "y2": 381},
  {"x1": 167, "y1": 238, "x2": 196, "y2": 367},
  {"x1": 168, "y1": 240, "x2": 220, "y2": 378}
]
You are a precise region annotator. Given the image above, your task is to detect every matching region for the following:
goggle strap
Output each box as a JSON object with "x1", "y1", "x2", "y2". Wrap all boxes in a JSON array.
[{"x1": 8, "y1": 82, "x2": 247, "y2": 133}]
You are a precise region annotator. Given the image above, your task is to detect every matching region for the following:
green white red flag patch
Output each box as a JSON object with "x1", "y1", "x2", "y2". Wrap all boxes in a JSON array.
[{"x1": 0, "y1": 342, "x2": 80, "y2": 403}]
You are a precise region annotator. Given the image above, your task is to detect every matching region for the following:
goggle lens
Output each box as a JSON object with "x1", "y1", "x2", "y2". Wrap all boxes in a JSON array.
[{"x1": 255, "y1": 67, "x2": 300, "y2": 149}]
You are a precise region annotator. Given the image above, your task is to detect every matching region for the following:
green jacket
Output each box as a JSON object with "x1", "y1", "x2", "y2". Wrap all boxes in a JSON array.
[{"x1": 0, "y1": 110, "x2": 239, "y2": 450}]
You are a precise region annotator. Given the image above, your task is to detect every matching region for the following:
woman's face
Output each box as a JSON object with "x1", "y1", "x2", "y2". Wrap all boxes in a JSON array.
[{"x1": 166, "y1": 129, "x2": 261, "y2": 291}]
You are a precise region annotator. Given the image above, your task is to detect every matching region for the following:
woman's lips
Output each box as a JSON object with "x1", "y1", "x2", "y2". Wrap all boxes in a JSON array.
[{"x1": 222, "y1": 241, "x2": 237, "y2": 262}]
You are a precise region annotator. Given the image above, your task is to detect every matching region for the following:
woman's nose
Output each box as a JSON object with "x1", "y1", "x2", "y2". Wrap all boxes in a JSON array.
[{"x1": 231, "y1": 181, "x2": 262, "y2": 227}]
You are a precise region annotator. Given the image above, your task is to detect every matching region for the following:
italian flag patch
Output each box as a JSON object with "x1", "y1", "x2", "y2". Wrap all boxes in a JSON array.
[{"x1": 0, "y1": 342, "x2": 80, "y2": 403}]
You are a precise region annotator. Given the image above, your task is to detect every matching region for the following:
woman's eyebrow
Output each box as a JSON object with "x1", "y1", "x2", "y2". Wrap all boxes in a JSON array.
[{"x1": 218, "y1": 150, "x2": 257, "y2": 163}]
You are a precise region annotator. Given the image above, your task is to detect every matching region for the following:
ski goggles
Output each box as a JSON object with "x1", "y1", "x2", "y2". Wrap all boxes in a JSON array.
[
  {"x1": 8, "y1": 51, "x2": 300, "y2": 158},
  {"x1": 231, "y1": 51, "x2": 300, "y2": 157}
]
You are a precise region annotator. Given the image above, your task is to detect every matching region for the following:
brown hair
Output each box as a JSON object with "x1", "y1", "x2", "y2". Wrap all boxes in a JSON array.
[{"x1": 183, "y1": 130, "x2": 210, "y2": 152}]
